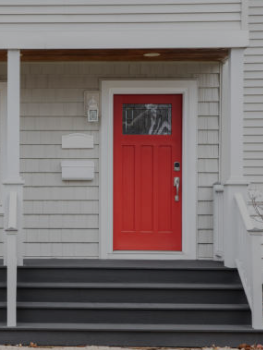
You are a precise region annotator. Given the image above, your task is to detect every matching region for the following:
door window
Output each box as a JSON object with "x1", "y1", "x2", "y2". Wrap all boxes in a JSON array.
[{"x1": 122, "y1": 103, "x2": 172, "y2": 135}]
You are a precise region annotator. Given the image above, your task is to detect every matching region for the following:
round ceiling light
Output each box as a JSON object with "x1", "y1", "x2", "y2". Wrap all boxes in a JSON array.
[{"x1": 143, "y1": 52, "x2": 161, "y2": 57}]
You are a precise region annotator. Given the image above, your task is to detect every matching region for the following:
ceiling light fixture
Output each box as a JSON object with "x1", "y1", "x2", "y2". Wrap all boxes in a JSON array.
[{"x1": 143, "y1": 52, "x2": 161, "y2": 57}]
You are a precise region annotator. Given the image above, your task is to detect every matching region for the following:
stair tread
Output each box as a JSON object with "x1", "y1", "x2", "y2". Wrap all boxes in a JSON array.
[
  {"x1": 10, "y1": 323, "x2": 256, "y2": 332},
  {"x1": 17, "y1": 282, "x2": 243, "y2": 289},
  {"x1": 17, "y1": 302, "x2": 250, "y2": 310}
]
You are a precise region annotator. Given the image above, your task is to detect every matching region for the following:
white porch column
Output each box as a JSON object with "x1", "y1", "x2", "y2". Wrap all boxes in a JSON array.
[
  {"x1": 3, "y1": 50, "x2": 24, "y2": 266},
  {"x1": 227, "y1": 48, "x2": 246, "y2": 183},
  {"x1": 222, "y1": 48, "x2": 249, "y2": 268},
  {"x1": 6, "y1": 50, "x2": 21, "y2": 183}
]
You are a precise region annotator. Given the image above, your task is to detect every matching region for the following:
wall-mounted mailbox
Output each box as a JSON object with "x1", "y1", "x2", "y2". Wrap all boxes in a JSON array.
[{"x1": 61, "y1": 160, "x2": 94, "y2": 181}]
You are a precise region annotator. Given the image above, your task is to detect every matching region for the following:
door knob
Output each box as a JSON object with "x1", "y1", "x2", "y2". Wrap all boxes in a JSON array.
[{"x1": 174, "y1": 177, "x2": 180, "y2": 202}]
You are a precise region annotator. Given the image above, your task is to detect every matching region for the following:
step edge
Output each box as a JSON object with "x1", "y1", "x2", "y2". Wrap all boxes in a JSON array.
[
  {"x1": 3, "y1": 323, "x2": 257, "y2": 333},
  {"x1": 16, "y1": 302, "x2": 251, "y2": 310},
  {"x1": 17, "y1": 282, "x2": 244, "y2": 290},
  {"x1": 18, "y1": 266, "x2": 237, "y2": 271}
]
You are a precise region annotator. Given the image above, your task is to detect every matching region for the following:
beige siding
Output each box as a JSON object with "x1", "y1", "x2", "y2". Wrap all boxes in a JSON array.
[
  {"x1": 0, "y1": 61, "x2": 220, "y2": 259},
  {"x1": 245, "y1": 1, "x2": 263, "y2": 262},
  {"x1": 244, "y1": 2, "x2": 263, "y2": 186},
  {"x1": 0, "y1": 1, "x2": 242, "y2": 31}
]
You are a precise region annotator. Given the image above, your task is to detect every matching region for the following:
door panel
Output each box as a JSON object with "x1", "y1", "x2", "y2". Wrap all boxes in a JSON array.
[
  {"x1": 122, "y1": 145, "x2": 135, "y2": 231},
  {"x1": 114, "y1": 94, "x2": 182, "y2": 251},
  {"x1": 140, "y1": 145, "x2": 154, "y2": 232}
]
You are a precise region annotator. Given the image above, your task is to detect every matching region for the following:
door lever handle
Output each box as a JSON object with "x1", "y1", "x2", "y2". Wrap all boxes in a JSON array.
[{"x1": 174, "y1": 177, "x2": 180, "y2": 202}]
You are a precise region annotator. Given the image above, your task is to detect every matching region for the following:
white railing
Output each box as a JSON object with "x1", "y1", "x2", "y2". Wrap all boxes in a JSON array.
[
  {"x1": 5, "y1": 191, "x2": 18, "y2": 327},
  {"x1": 213, "y1": 184, "x2": 224, "y2": 260},
  {"x1": 235, "y1": 192, "x2": 263, "y2": 329}
]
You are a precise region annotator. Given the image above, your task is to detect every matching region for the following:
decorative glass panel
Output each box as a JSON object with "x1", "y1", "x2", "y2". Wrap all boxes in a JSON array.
[{"x1": 123, "y1": 104, "x2": 172, "y2": 135}]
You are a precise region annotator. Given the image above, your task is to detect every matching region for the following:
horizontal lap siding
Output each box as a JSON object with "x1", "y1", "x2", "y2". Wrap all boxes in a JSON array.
[
  {"x1": 0, "y1": 1, "x2": 242, "y2": 31},
  {"x1": 0, "y1": 61, "x2": 220, "y2": 259},
  {"x1": 245, "y1": 2, "x2": 263, "y2": 187},
  {"x1": 21, "y1": 109, "x2": 99, "y2": 257},
  {"x1": 19, "y1": 63, "x2": 99, "y2": 257},
  {"x1": 245, "y1": 2, "x2": 263, "y2": 260}
]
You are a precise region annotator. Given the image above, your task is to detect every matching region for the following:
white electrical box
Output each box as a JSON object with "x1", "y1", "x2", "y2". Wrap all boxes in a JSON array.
[{"x1": 61, "y1": 160, "x2": 94, "y2": 181}]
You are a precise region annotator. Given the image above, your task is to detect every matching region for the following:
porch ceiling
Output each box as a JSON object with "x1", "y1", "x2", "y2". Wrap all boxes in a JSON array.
[{"x1": 0, "y1": 48, "x2": 229, "y2": 62}]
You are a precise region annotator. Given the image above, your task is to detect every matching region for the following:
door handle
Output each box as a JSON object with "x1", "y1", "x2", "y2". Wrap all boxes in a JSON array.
[{"x1": 174, "y1": 177, "x2": 180, "y2": 202}]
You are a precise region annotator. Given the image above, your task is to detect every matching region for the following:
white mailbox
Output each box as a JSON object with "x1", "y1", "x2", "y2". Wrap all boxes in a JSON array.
[{"x1": 61, "y1": 160, "x2": 94, "y2": 181}]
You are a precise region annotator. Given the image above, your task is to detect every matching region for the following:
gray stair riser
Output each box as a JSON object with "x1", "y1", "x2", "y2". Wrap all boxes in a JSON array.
[
  {"x1": 18, "y1": 268, "x2": 241, "y2": 284},
  {"x1": 0, "y1": 289, "x2": 6, "y2": 302},
  {"x1": 17, "y1": 287, "x2": 247, "y2": 304},
  {"x1": 17, "y1": 307, "x2": 251, "y2": 325},
  {"x1": 0, "y1": 269, "x2": 6, "y2": 283},
  {"x1": 0, "y1": 308, "x2": 6, "y2": 322}
]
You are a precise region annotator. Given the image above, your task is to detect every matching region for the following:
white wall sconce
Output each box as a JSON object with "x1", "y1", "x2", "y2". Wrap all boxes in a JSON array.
[
  {"x1": 87, "y1": 96, "x2": 99, "y2": 122},
  {"x1": 84, "y1": 91, "x2": 100, "y2": 122}
]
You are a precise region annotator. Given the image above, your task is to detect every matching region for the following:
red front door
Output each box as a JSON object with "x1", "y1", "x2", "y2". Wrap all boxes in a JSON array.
[{"x1": 113, "y1": 94, "x2": 182, "y2": 251}]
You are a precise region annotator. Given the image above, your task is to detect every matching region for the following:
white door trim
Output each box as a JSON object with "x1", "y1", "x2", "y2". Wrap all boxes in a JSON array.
[{"x1": 100, "y1": 80, "x2": 197, "y2": 260}]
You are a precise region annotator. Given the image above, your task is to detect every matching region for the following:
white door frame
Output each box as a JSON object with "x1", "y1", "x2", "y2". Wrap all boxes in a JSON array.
[{"x1": 100, "y1": 80, "x2": 197, "y2": 260}]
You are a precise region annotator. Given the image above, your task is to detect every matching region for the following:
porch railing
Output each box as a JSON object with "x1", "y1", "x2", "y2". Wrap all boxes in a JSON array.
[
  {"x1": 234, "y1": 192, "x2": 263, "y2": 329},
  {"x1": 213, "y1": 184, "x2": 263, "y2": 329},
  {"x1": 5, "y1": 191, "x2": 18, "y2": 327}
]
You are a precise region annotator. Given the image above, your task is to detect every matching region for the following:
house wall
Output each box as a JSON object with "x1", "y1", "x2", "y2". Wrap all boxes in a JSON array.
[
  {"x1": 0, "y1": 61, "x2": 220, "y2": 259},
  {"x1": 245, "y1": 1, "x2": 263, "y2": 263},
  {"x1": 244, "y1": 1, "x2": 263, "y2": 187},
  {"x1": 0, "y1": 1, "x2": 243, "y2": 31}
]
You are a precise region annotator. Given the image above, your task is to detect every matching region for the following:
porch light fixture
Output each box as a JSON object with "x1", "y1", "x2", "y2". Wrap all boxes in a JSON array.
[
  {"x1": 143, "y1": 52, "x2": 160, "y2": 57},
  {"x1": 87, "y1": 96, "x2": 99, "y2": 122}
]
